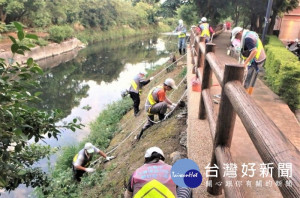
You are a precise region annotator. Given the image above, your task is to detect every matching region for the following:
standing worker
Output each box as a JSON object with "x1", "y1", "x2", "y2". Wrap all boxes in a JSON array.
[
  {"x1": 129, "y1": 71, "x2": 154, "y2": 117},
  {"x1": 199, "y1": 17, "x2": 215, "y2": 43},
  {"x1": 231, "y1": 27, "x2": 266, "y2": 95},
  {"x1": 135, "y1": 78, "x2": 177, "y2": 140},
  {"x1": 72, "y1": 142, "x2": 114, "y2": 181},
  {"x1": 174, "y1": 19, "x2": 187, "y2": 55}
]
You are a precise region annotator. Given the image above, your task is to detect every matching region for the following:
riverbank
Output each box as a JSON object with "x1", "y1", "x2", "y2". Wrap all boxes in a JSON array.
[
  {"x1": 34, "y1": 55, "x2": 188, "y2": 197},
  {"x1": 0, "y1": 38, "x2": 85, "y2": 65}
]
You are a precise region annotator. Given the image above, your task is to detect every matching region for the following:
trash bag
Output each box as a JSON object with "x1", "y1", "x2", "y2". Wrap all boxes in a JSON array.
[{"x1": 121, "y1": 89, "x2": 129, "y2": 98}]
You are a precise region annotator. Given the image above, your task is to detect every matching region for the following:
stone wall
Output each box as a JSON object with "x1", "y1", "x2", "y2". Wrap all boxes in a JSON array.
[{"x1": 0, "y1": 38, "x2": 84, "y2": 65}]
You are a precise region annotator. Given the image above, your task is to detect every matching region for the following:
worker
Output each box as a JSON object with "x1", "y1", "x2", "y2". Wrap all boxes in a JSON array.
[
  {"x1": 72, "y1": 142, "x2": 114, "y2": 181},
  {"x1": 124, "y1": 147, "x2": 192, "y2": 198},
  {"x1": 231, "y1": 27, "x2": 266, "y2": 95},
  {"x1": 198, "y1": 17, "x2": 215, "y2": 43},
  {"x1": 135, "y1": 78, "x2": 177, "y2": 140},
  {"x1": 128, "y1": 71, "x2": 154, "y2": 116},
  {"x1": 174, "y1": 19, "x2": 187, "y2": 55}
]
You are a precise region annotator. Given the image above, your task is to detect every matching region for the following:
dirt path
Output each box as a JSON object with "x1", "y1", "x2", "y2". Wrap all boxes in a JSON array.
[{"x1": 187, "y1": 31, "x2": 300, "y2": 197}]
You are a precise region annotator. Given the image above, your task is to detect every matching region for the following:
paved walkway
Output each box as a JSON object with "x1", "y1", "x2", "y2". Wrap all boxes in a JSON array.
[{"x1": 186, "y1": 31, "x2": 300, "y2": 197}]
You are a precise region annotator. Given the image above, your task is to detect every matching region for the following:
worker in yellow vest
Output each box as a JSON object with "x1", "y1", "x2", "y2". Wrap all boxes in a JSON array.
[
  {"x1": 72, "y1": 142, "x2": 114, "y2": 181},
  {"x1": 124, "y1": 147, "x2": 192, "y2": 198},
  {"x1": 199, "y1": 17, "x2": 215, "y2": 43},
  {"x1": 129, "y1": 71, "x2": 154, "y2": 116},
  {"x1": 231, "y1": 27, "x2": 266, "y2": 95},
  {"x1": 174, "y1": 19, "x2": 187, "y2": 55},
  {"x1": 135, "y1": 78, "x2": 177, "y2": 140}
]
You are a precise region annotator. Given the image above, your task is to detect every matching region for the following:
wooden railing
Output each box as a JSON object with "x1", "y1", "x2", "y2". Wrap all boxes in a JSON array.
[{"x1": 189, "y1": 28, "x2": 300, "y2": 198}]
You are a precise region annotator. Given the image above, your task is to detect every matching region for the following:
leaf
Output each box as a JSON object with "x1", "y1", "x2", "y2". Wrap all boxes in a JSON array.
[
  {"x1": 14, "y1": 128, "x2": 22, "y2": 136},
  {"x1": 5, "y1": 110, "x2": 13, "y2": 118},
  {"x1": 34, "y1": 91, "x2": 42, "y2": 96},
  {"x1": 11, "y1": 44, "x2": 19, "y2": 53},
  {"x1": 27, "y1": 58, "x2": 33, "y2": 66},
  {"x1": 18, "y1": 31, "x2": 25, "y2": 41},
  {"x1": 16, "y1": 49, "x2": 25, "y2": 55},
  {"x1": 13, "y1": 22, "x2": 23, "y2": 32},
  {"x1": 25, "y1": 34, "x2": 38, "y2": 40},
  {"x1": 19, "y1": 45, "x2": 31, "y2": 51},
  {"x1": 17, "y1": 170, "x2": 27, "y2": 176},
  {"x1": 30, "y1": 66, "x2": 43, "y2": 74},
  {"x1": 48, "y1": 133, "x2": 52, "y2": 138},
  {"x1": 8, "y1": 36, "x2": 17, "y2": 44}
]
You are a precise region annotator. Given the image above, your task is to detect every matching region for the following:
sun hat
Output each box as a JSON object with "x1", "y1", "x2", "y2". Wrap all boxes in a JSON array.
[
  {"x1": 231, "y1": 27, "x2": 243, "y2": 42},
  {"x1": 84, "y1": 142, "x2": 95, "y2": 153},
  {"x1": 145, "y1": 147, "x2": 165, "y2": 158}
]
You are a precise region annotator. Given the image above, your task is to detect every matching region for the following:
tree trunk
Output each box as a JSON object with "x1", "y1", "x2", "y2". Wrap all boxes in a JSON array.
[
  {"x1": 268, "y1": 11, "x2": 277, "y2": 35},
  {"x1": 0, "y1": 7, "x2": 7, "y2": 22}
]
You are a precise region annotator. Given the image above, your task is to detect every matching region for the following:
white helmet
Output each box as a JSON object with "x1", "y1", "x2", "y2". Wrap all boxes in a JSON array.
[
  {"x1": 164, "y1": 78, "x2": 178, "y2": 89},
  {"x1": 179, "y1": 19, "x2": 183, "y2": 25},
  {"x1": 145, "y1": 147, "x2": 164, "y2": 158},
  {"x1": 201, "y1": 17, "x2": 207, "y2": 23},
  {"x1": 139, "y1": 70, "x2": 146, "y2": 75},
  {"x1": 231, "y1": 27, "x2": 243, "y2": 42},
  {"x1": 84, "y1": 142, "x2": 94, "y2": 153}
]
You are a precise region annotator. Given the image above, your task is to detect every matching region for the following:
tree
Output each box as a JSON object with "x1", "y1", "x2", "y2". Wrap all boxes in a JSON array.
[{"x1": 0, "y1": 22, "x2": 82, "y2": 191}]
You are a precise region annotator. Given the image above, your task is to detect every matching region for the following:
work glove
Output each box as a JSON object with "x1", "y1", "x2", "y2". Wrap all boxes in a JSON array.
[
  {"x1": 172, "y1": 103, "x2": 177, "y2": 107},
  {"x1": 106, "y1": 156, "x2": 114, "y2": 161},
  {"x1": 85, "y1": 168, "x2": 95, "y2": 173},
  {"x1": 150, "y1": 77, "x2": 154, "y2": 81}
]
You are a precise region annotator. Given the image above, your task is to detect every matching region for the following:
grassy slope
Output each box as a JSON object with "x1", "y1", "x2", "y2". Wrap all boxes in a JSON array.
[{"x1": 80, "y1": 59, "x2": 188, "y2": 197}]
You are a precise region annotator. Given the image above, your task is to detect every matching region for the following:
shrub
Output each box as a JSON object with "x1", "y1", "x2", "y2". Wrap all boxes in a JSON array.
[
  {"x1": 48, "y1": 25, "x2": 74, "y2": 43},
  {"x1": 264, "y1": 36, "x2": 300, "y2": 110}
]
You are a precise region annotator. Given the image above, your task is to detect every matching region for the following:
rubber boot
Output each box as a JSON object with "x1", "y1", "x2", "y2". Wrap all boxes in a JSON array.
[
  {"x1": 158, "y1": 113, "x2": 165, "y2": 121},
  {"x1": 248, "y1": 87, "x2": 254, "y2": 95},
  {"x1": 137, "y1": 115, "x2": 154, "y2": 140},
  {"x1": 183, "y1": 48, "x2": 186, "y2": 54},
  {"x1": 179, "y1": 48, "x2": 182, "y2": 55}
]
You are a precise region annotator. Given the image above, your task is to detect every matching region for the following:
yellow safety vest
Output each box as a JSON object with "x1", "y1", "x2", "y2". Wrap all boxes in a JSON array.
[
  {"x1": 134, "y1": 179, "x2": 175, "y2": 198},
  {"x1": 200, "y1": 23, "x2": 210, "y2": 37},
  {"x1": 73, "y1": 153, "x2": 91, "y2": 167},
  {"x1": 241, "y1": 32, "x2": 263, "y2": 61},
  {"x1": 131, "y1": 80, "x2": 142, "y2": 95},
  {"x1": 147, "y1": 86, "x2": 163, "y2": 106}
]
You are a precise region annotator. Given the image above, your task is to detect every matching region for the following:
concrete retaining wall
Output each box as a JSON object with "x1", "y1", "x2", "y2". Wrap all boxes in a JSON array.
[{"x1": 0, "y1": 38, "x2": 84, "y2": 65}]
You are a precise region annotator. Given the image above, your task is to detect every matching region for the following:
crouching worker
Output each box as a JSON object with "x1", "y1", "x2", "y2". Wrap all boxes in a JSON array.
[
  {"x1": 135, "y1": 78, "x2": 177, "y2": 140},
  {"x1": 124, "y1": 147, "x2": 176, "y2": 198},
  {"x1": 72, "y1": 142, "x2": 114, "y2": 182},
  {"x1": 124, "y1": 147, "x2": 192, "y2": 198}
]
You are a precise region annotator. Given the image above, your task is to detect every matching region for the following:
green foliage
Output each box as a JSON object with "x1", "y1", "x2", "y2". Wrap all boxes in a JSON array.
[
  {"x1": 48, "y1": 25, "x2": 74, "y2": 43},
  {"x1": 176, "y1": 4, "x2": 198, "y2": 26},
  {"x1": 0, "y1": 22, "x2": 83, "y2": 191},
  {"x1": 264, "y1": 36, "x2": 300, "y2": 110},
  {"x1": 88, "y1": 97, "x2": 133, "y2": 148},
  {"x1": 0, "y1": 22, "x2": 7, "y2": 33}
]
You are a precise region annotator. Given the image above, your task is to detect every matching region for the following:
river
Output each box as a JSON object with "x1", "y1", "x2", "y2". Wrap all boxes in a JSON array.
[{"x1": 1, "y1": 34, "x2": 178, "y2": 197}]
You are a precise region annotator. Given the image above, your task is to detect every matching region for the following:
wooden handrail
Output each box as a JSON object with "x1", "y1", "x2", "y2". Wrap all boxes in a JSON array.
[{"x1": 189, "y1": 28, "x2": 300, "y2": 198}]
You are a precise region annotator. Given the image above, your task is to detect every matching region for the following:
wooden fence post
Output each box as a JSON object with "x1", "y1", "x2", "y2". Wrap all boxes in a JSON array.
[
  {"x1": 190, "y1": 29, "x2": 196, "y2": 74},
  {"x1": 207, "y1": 64, "x2": 244, "y2": 196},
  {"x1": 198, "y1": 43, "x2": 215, "y2": 119}
]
